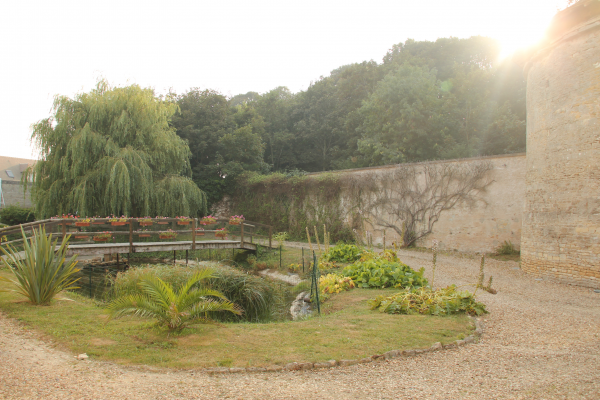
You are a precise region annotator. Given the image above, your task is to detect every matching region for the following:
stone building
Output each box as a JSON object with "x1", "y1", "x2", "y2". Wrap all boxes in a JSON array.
[
  {"x1": 520, "y1": 0, "x2": 600, "y2": 288},
  {"x1": 0, "y1": 156, "x2": 35, "y2": 209}
]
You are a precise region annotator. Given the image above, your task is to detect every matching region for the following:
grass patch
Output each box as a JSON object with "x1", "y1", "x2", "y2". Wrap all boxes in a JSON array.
[{"x1": 0, "y1": 270, "x2": 474, "y2": 369}]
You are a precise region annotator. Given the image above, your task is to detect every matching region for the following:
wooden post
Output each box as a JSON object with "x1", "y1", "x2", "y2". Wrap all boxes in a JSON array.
[
  {"x1": 186, "y1": 250, "x2": 188, "y2": 265},
  {"x1": 129, "y1": 218, "x2": 133, "y2": 254},
  {"x1": 269, "y1": 226, "x2": 272, "y2": 249},
  {"x1": 173, "y1": 250, "x2": 176, "y2": 265},
  {"x1": 61, "y1": 220, "x2": 66, "y2": 244},
  {"x1": 240, "y1": 223, "x2": 244, "y2": 248},
  {"x1": 192, "y1": 218, "x2": 196, "y2": 251}
]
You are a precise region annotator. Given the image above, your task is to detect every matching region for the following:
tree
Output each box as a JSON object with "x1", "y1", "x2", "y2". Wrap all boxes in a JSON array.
[
  {"x1": 362, "y1": 161, "x2": 493, "y2": 247},
  {"x1": 357, "y1": 64, "x2": 447, "y2": 165},
  {"x1": 107, "y1": 269, "x2": 242, "y2": 331},
  {"x1": 171, "y1": 89, "x2": 266, "y2": 207},
  {"x1": 27, "y1": 81, "x2": 207, "y2": 218}
]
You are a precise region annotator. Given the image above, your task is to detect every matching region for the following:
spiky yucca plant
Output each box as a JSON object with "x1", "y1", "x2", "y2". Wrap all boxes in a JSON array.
[
  {"x1": 106, "y1": 268, "x2": 242, "y2": 331},
  {"x1": 0, "y1": 227, "x2": 80, "y2": 305}
]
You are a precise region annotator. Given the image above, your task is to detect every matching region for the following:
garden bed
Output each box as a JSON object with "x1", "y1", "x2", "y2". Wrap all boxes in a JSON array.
[{"x1": 0, "y1": 270, "x2": 473, "y2": 370}]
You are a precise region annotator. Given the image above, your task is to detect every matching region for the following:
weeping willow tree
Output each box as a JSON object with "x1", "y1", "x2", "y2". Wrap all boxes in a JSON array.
[{"x1": 26, "y1": 80, "x2": 207, "y2": 218}]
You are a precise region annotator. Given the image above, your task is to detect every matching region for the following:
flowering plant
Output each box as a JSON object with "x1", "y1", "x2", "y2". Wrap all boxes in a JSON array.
[
  {"x1": 176, "y1": 216, "x2": 192, "y2": 225},
  {"x1": 215, "y1": 227, "x2": 228, "y2": 238},
  {"x1": 319, "y1": 273, "x2": 356, "y2": 301},
  {"x1": 136, "y1": 217, "x2": 153, "y2": 223},
  {"x1": 159, "y1": 229, "x2": 178, "y2": 239},
  {"x1": 108, "y1": 215, "x2": 128, "y2": 223},
  {"x1": 176, "y1": 216, "x2": 192, "y2": 221},
  {"x1": 229, "y1": 215, "x2": 245, "y2": 225},
  {"x1": 200, "y1": 215, "x2": 217, "y2": 225},
  {"x1": 93, "y1": 232, "x2": 112, "y2": 241},
  {"x1": 51, "y1": 214, "x2": 76, "y2": 219}
]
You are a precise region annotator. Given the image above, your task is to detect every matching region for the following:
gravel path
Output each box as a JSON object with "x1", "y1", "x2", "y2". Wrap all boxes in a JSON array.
[{"x1": 1, "y1": 249, "x2": 599, "y2": 399}]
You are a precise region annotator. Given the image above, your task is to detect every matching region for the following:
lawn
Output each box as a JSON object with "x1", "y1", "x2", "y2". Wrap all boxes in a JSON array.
[{"x1": 0, "y1": 270, "x2": 473, "y2": 369}]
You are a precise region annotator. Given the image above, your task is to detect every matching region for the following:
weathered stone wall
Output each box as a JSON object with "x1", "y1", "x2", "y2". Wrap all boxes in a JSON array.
[
  {"x1": 521, "y1": 0, "x2": 600, "y2": 288},
  {"x1": 1, "y1": 180, "x2": 32, "y2": 208},
  {"x1": 316, "y1": 154, "x2": 526, "y2": 254}
]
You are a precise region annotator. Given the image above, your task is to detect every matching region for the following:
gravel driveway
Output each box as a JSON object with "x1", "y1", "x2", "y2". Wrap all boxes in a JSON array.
[{"x1": 1, "y1": 249, "x2": 599, "y2": 399}]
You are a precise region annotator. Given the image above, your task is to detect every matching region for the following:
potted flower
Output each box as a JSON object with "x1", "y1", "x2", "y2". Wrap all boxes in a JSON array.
[
  {"x1": 93, "y1": 232, "x2": 112, "y2": 242},
  {"x1": 53, "y1": 214, "x2": 76, "y2": 225},
  {"x1": 136, "y1": 229, "x2": 152, "y2": 238},
  {"x1": 176, "y1": 216, "x2": 192, "y2": 225},
  {"x1": 108, "y1": 215, "x2": 128, "y2": 226},
  {"x1": 215, "y1": 227, "x2": 228, "y2": 240},
  {"x1": 137, "y1": 217, "x2": 153, "y2": 227},
  {"x1": 156, "y1": 216, "x2": 170, "y2": 225},
  {"x1": 159, "y1": 229, "x2": 178, "y2": 240},
  {"x1": 199, "y1": 215, "x2": 217, "y2": 225},
  {"x1": 195, "y1": 227, "x2": 205, "y2": 236},
  {"x1": 75, "y1": 217, "x2": 94, "y2": 227},
  {"x1": 229, "y1": 215, "x2": 245, "y2": 225}
]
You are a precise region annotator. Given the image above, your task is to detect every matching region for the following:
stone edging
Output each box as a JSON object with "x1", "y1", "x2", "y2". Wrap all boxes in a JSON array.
[{"x1": 203, "y1": 317, "x2": 484, "y2": 375}]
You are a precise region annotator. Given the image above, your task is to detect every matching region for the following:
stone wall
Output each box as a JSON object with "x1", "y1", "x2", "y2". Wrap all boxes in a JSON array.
[
  {"x1": 1, "y1": 180, "x2": 32, "y2": 208},
  {"x1": 314, "y1": 154, "x2": 526, "y2": 254},
  {"x1": 520, "y1": 0, "x2": 600, "y2": 288}
]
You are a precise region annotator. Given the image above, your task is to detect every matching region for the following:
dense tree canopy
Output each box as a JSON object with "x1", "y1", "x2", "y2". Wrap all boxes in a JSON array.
[{"x1": 28, "y1": 81, "x2": 207, "y2": 218}]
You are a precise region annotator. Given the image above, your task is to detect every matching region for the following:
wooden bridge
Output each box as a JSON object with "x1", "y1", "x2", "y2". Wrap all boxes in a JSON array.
[{"x1": 0, "y1": 217, "x2": 273, "y2": 261}]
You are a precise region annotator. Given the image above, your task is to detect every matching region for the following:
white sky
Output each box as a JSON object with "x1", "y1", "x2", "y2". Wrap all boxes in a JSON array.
[{"x1": 0, "y1": 0, "x2": 569, "y2": 160}]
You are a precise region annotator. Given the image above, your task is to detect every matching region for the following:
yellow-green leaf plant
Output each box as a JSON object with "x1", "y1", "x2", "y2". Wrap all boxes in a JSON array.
[
  {"x1": 25, "y1": 80, "x2": 207, "y2": 218},
  {"x1": 0, "y1": 227, "x2": 80, "y2": 305},
  {"x1": 106, "y1": 268, "x2": 242, "y2": 331}
]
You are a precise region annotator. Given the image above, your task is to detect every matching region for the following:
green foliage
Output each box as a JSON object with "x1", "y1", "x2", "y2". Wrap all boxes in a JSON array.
[
  {"x1": 319, "y1": 273, "x2": 355, "y2": 301},
  {"x1": 108, "y1": 264, "x2": 286, "y2": 323},
  {"x1": 321, "y1": 243, "x2": 363, "y2": 263},
  {"x1": 106, "y1": 268, "x2": 241, "y2": 331},
  {"x1": 342, "y1": 254, "x2": 427, "y2": 289},
  {"x1": 28, "y1": 80, "x2": 207, "y2": 218},
  {"x1": 0, "y1": 227, "x2": 79, "y2": 305},
  {"x1": 495, "y1": 240, "x2": 519, "y2": 255},
  {"x1": 369, "y1": 285, "x2": 488, "y2": 316},
  {"x1": 0, "y1": 205, "x2": 35, "y2": 226}
]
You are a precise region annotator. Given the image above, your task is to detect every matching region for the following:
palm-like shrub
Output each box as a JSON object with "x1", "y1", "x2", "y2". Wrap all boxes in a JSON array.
[
  {"x1": 0, "y1": 227, "x2": 80, "y2": 305},
  {"x1": 106, "y1": 268, "x2": 242, "y2": 331}
]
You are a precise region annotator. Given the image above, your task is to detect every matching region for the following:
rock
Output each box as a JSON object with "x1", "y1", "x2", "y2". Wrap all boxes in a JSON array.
[
  {"x1": 359, "y1": 357, "x2": 373, "y2": 364},
  {"x1": 206, "y1": 367, "x2": 229, "y2": 375},
  {"x1": 384, "y1": 350, "x2": 399, "y2": 360},
  {"x1": 265, "y1": 365, "x2": 283, "y2": 372},
  {"x1": 245, "y1": 367, "x2": 266, "y2": 373},
  {"x1": 75, "y1": 353, "x2": 88, "y2": 360},
  {"x1": 371, "y1": 354, "x2": 385, "y2": 361},
  {"x1": 290, "y1": 292, "x2": 313, "y2": 320},
  {"x1": 403, "y1": 350, "x2": 416, "y2": 356},
  {"x1": 430, "y1": 342, "x2": 443, "y2": 351},
  {"x1": 338, "y1": 359, "x2": 358, "y2": 367},
  {"x1": 443, "y1": 343, "x2": 457, "y2": 349},
  {"x1": 298, "y1": 362, "x2": 313, "y2": 370},
  {"x1": 313, "y1": 362, "x2": 332, "y2": 369},
  {"x1": 456, "y1": 340, "x2": 466, "y2": 346},
  {"x1": 229, "y1": 368, "x2": 245, "y2": 373},
  {"x1": 464, "y1": 336, "x2": 475, "y2": 344},
  {"x1": 594, "y1": 289, "x2": 600, "y2": 293},
  {"x1": 284, "y1": 362, "x2": 300, "y2": 371},
  {"x1": 326, "y1": 360, "x2": 337, "y2": 367},
  {"x1": 303, "y1": 295, "x2": 311, "y2": 302}
]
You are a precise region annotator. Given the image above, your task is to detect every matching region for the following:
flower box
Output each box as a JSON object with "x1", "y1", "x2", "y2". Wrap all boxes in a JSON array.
[
  {"x1": 177, "y1": 221, "x2": 190, "y2": 225},
  {"x1": 74, "y1": 235, "x2": 88, "y2": 239},
  {"x1": 138, "y1": 234, "x2": 152, "y2": 238},
  {"x1": 159, "y1": 235, "x2": 177, "y2": 240},
  {"x1": 75, "y1": 222, "x2": 90, "y2": 227},
  {"x1": 93, "y1": 237, "x2": 110, "y2": 242},
  {"x1": 111, "y1": 221, "x2": 127, "y2": 226},
  {"x1": 229, "y1": 215, "x2": 245, "y2": 225},
  {"x1": 157, "y1": 221, "x2": 169, "y2": 225},
  {"x1": 92, "y1": 222, "x2": 104, "y2": 225},
  {"x1": 199, "y1": 215, "x2": 217, "y2": 225},
  {"x1": 139, "y1": 222, "x2": 153, "y2": 227}
]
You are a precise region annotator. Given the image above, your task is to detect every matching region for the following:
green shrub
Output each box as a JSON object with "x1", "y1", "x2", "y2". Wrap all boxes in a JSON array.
[
  {"x1": 369, "y1": 285, "x2": 488, "y2": 316},
  {"x1": 107, "y1": 269, "x2": 242, "y2": 331},
  {"x1": 342, "y1": 256, "x2": 427, "y2": 289},
  {"x1": 321, "y1": 243, "x2": 363, "y2": 263},
  {"x1": 108, "y1": 263, "x2": 286, "y2": 322},
  {"x1": 0, "y1": 227, "x2": 80, "y2": 305},
  {"x1": 0, "y1": 205, "x2": 35, "y2": 226},
  {"x1": 495, "y1": 240, "x2": 519, "y2": 255}
]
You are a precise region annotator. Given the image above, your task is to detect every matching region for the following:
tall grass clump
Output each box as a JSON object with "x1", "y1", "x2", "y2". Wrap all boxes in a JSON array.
[
  {"x1": 0, "y1": 227, "x2": 80, "y2": 305},
  {"x1": 108, "y1": 263, "x2": 290, "y2": 322}
]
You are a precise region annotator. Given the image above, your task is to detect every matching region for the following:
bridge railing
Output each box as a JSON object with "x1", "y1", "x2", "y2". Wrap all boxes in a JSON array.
[{"x1": 0, "y1": 218, "x2": 274, "y2": 250}]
